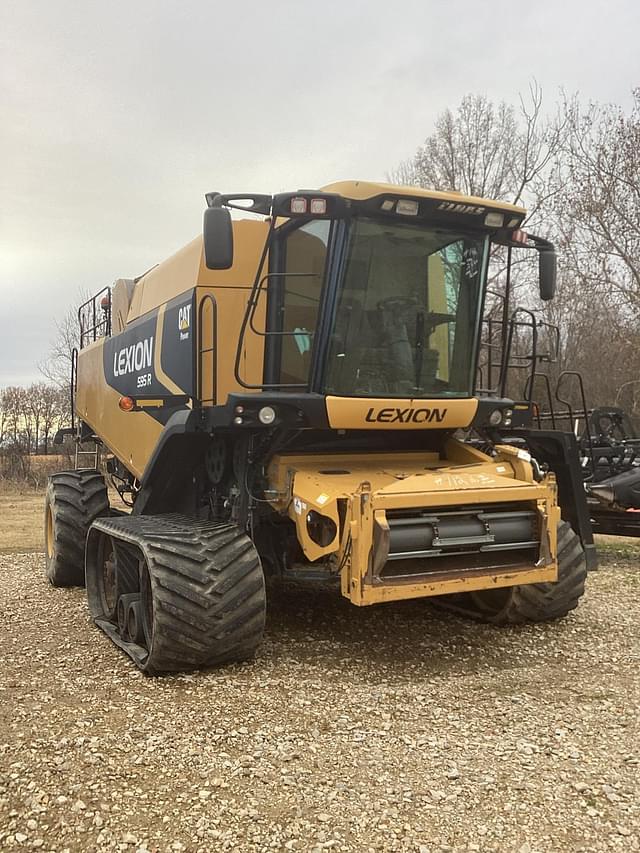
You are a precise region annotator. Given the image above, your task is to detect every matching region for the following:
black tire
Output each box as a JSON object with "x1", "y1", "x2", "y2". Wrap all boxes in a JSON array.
[
  {"x1": 464, "y1": 520, "x2": 587, "y2": 624},
  {"x1": 85, "y1": 516, "x2": 266, "y2": 673},
  {"x1": 146, "y1": 522, "x2": 266, "y2": 673},
  {"x1": 44, "y1": 470, "x2": 109, "y2": 587}
]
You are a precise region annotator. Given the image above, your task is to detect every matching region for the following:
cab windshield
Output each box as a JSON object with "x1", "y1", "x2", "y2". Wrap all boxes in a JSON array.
[
  {"x1": 274, "y1": 216, "x2": 488, "y2": 396},
  {"x1": 324, "y1": 217, "x2": 488, "y2": 398}
]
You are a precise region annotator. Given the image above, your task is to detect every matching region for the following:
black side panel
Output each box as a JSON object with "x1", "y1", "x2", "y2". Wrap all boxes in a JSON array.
[
  {"x1": 134, "y1": 410, "x2": 208, "y2": 516},
  {"x1": 103, "y1": 291, "x2": 195, "y2": 399},
  {"x1": 103, "y1": 311, "x2": 166, "y2": 398},
  {"x1": 520, "y1": 429, "x2": 597, "y2": 571},
  {"x1": 161, "y1": 291, "x2": 196, "y2": 395}
]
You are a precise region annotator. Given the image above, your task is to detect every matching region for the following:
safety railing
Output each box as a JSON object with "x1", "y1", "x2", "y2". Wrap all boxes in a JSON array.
[
  {"x1": 78, "y1": 287, "x2": 112, "y2": 348},
  {"x1": 477, "y1": 306, "x2": 560, "y2": 401}
]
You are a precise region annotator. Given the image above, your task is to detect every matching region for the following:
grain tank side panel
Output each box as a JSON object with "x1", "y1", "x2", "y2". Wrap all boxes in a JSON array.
[
  {"x1": 75, "y1": 219, "x2": 270, "y2": 477},
  {"x1": 75, "y1": 338, "x2": 164, "y2": 480}
]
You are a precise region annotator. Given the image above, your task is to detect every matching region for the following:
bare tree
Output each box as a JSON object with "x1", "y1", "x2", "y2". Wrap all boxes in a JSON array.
[
  {"x1": 549, "y1": 90, "x2": 640, "y2": 309},
  {"x1": 390, "y1": 87, "x2": 640, "y2": 415},
  {"x1": 38, "y1": 306, "x2": 79, "y2": 389},
  {"x1": 1, "y1": 386, "x2": 28, "y2": 449},
  {"x1": 40, "y1": 385, "x2": 69, "y2": 455},
  {"x1": 38, "y1": 287, "x2": 95, "y2": 390},
  {"x1": 392, "y1": 84, "x2": 562, "y2": 211}
]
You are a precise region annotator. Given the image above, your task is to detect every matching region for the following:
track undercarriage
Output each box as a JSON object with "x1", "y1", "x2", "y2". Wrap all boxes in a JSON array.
[{"x1": 85, "y1": 515, "x2": 266, "y2": 673}]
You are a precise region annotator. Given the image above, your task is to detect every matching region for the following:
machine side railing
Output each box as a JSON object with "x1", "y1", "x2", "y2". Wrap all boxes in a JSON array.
[
  {"x1": 554, "y1": 371, "x2": 595, "y2": 478},
  {"x1": 70, "y1": 347, "x2": 78, "y2": 432},
  {"x1": 499, "y1": 308, "x2": 539, "y2": 399},
  {"x1": 477, "y1": 304, "x2": 560, "y2": 402},
  {"x1": 78, "y1": 287, "x2": 112, "y2": 349},
  {"x1": 524, "y1": 372, "x2": 557, "y2": 429},
  {"x1": 476, "y1": 315, "x2": 504, "y2": 395}
]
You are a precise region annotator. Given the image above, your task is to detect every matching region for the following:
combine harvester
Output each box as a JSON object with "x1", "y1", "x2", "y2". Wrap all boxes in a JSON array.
[{"x1": 45, "y1": 181, "x2": 595, "y2": 673}]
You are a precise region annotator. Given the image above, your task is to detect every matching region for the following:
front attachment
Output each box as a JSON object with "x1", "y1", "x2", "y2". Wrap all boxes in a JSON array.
[{"x1": 85, "y1": 514, "x2": 266, "y2": 674}]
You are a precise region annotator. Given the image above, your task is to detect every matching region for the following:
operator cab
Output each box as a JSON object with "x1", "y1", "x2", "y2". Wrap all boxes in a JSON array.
[{"x1": 203, "y1": 181, "x2": 557, "y2": 408}]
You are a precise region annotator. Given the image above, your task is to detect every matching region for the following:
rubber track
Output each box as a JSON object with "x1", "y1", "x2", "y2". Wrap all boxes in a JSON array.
[
  {"x1": 88, "y1": 514, "x2": 266, "y2": 674},
  {"x1": 45, "y1": 469, "x2": 109, "y2": 587},
  {"x1": 470, "y1": 520, "x2": 588, "y2": 624}
]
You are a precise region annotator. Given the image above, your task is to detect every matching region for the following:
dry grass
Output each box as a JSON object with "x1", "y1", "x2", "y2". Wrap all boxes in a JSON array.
[
  {"x1": 0, "y1": 484, "x2": 127, "y2": 553},
  {"x1": 0, "y1": 491, "x2": 46, "y2": 553}
]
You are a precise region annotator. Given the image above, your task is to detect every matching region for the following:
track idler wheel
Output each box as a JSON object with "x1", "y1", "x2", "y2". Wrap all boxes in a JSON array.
[{"x1": 116, "y1": 593, "x2": 142, "y2": 642}]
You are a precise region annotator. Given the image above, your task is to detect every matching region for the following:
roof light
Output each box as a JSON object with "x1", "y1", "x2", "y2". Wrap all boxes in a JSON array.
[
  {"x1": 290, "y1": 197, "x2": 307, "y2": 214},
  {"x1": 506, "y1": 217, "x2": 521, "y2": 228},
  {"x1": 396, "y1": 199, "x2": 419, "y2": 216},
  {"x1": 119, "y1": 396, "x2": 135, "y2": 412},
  {"x1": 484, "y1": 212, "x2": 504, "y2": 228},
  {"x1": 380, "y1": 199, "x2": 395, "y2": 211},
  {"x1": 309, "y1": 198, "x2": 327, "y2": 215}
]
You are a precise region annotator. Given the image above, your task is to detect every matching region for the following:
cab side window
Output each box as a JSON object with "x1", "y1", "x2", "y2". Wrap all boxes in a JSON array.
[{"x1": 277, "y1": 220, "x2": 330, "y2": 386}]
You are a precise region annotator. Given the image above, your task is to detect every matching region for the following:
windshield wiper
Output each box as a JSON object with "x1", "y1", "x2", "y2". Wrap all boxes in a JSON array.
[{"x1": 414, "y1": 310, "x2": 425, "y2": 393}]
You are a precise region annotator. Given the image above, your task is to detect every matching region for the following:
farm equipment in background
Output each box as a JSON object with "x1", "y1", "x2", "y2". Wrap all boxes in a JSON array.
[
  {"x1": 46, "y1": 180, "x2": 595, "y2": 674},
  {"x1": 478, "y1": 307, "x2": 640, "y2": 537}
]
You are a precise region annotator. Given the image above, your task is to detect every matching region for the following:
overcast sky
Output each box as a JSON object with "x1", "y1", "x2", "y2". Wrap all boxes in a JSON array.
[{"x1": 1, "y1": 0, "x2": 638, "y2": 385}]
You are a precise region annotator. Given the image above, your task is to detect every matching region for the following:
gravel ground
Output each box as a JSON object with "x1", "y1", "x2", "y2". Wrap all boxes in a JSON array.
[{"x1": 1, "y1": 552, "x2": 639, "y2": 853}]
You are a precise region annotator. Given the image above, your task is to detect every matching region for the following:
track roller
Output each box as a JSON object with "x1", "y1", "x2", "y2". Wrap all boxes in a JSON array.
[{"x1": 85, "y1": 514, "x2": 266, "y2": 674}]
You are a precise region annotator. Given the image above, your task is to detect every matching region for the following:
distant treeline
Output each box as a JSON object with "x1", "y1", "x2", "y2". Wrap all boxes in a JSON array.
[{"x1": 0, "y1": 383, "x2": 70, "y2": 456}]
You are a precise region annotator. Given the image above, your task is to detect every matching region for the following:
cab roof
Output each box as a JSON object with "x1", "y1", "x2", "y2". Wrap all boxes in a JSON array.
[{"x1": 321, "y1": 180, "x2": 527, "y2": 218}]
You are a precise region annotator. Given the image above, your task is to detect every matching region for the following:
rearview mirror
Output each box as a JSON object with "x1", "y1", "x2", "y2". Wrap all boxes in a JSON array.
[
  {"x1": 538, "y1": 247, "x2": 556, "y2": 301},
  {"x1": 203, "y1": 207, "x2": 233, "y2": 270}
]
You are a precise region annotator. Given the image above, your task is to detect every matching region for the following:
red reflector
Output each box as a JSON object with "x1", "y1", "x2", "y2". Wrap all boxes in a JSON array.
[
  {"x1": 512, "y1": 229, "x2": 528, "y2": 244},
  {"x1": 119, "y1": 396, "x2": 135, "y2": 412},
  {"x1": 100, "y1": 295, "x2": 111, "y2": 308}
]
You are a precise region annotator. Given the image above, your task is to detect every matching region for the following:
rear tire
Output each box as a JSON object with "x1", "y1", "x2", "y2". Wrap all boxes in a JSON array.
[
  {"x1": 463, "y1": 520, "x2": 587, "y2": 623},
  {"x1": 44, "y1": 470, "x2": 109, "y2": 587}
]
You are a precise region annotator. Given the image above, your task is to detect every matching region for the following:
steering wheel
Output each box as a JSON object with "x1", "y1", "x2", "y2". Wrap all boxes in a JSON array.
[{"x1": 377, "y1": 297, "x2": 418, "y2": 312}]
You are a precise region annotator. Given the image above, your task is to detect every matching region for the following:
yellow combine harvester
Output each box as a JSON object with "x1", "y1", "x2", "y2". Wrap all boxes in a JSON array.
[{"x1": 45, "y1": 181, "x2": 595, "y2": 673}]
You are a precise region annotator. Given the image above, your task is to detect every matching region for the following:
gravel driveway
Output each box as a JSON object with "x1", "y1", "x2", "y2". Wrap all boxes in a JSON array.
[{"x1": 1, "y1": 551, "x2": 638, "y2": 852}]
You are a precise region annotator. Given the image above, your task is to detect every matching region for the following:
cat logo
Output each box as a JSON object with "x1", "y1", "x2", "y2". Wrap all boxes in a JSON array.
[{"x1": 178, "y1": 305, "x2": 191, "y2": 341}]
